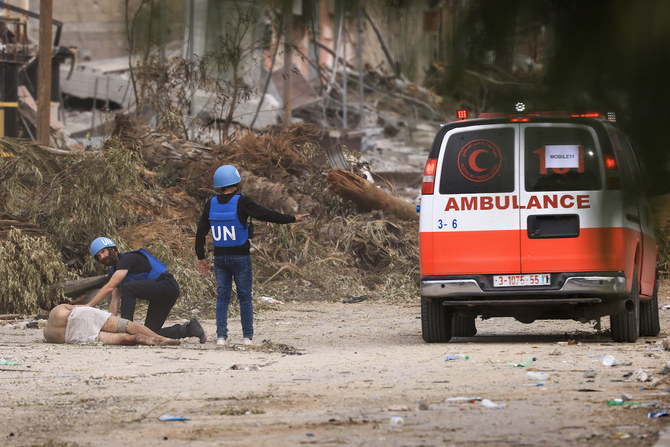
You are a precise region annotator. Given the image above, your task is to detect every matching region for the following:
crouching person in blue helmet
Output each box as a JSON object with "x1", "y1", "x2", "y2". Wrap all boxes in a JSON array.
[
  {"x1": 87, "y1": 237, "x2": 207, "y2": 343},
  {"x1": 195, "y1": 165, "x2": 309, "y2": 347}
]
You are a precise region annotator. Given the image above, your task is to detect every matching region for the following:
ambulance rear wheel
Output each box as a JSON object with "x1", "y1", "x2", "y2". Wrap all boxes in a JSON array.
[
  {"x1": 452, "y1": 315, "x2": 477, "y2": 337},
  {"x1": 610, "y1": 266, "x2": 640, "y2": 343},
  {"x1": 640, "y1": 270, "x2": 660, "y2": 337},
  {"x1": 421, "y1": 297, "x2": 452, "y2": 343}
]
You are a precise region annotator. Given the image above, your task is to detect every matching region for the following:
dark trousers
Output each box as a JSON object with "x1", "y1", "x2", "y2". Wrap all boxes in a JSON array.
[{"x1": 120, "y1": 274, "x2": 181, "y2": 338}]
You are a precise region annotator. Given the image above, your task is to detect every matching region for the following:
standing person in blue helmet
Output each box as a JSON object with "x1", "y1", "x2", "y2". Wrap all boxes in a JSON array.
[
  {"x1": 86, "y1": 237, "x2": 207, "y2": 343},
  {"x1": 195, "y1": 165, "x2": 309, "y2": 347}
]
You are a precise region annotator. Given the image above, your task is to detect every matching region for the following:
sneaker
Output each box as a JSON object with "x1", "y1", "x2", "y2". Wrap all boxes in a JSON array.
[
  {"x1": 243, "y1": 337, "x2": 254, "y2": 346},
  {"x1": 187, "y1": 318, "x2": 207, "y2": 344},
  {"x1": 216, "y1": 337, "x2": 228, "y2": 347}
]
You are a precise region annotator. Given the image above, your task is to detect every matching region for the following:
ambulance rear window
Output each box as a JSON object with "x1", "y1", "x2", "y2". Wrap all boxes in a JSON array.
[
  {"x1": 524, "y1": 126, "x2": 601, "y2": 191},
  {"x1": 439, "y1": 127, "x2": 515, "y2": 194}
]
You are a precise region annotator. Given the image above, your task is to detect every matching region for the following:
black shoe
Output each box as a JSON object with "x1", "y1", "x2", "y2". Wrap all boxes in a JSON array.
[{"x1": 186, "y1": 318, "x2": 207, "y2": 343}]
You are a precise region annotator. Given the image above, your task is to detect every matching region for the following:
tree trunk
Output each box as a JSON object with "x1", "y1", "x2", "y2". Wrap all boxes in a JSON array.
[{"x1": 326, "y1": 169, "x2": 417, "y2": 221}]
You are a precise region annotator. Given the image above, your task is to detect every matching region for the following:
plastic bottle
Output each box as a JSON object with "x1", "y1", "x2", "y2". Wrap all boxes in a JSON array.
[
  {"x1": 389, "y1": 416, "x2": 404, "y2": 427},
  {"x1": 445, "y1": 354, "x2": 469, "y2": 361}
]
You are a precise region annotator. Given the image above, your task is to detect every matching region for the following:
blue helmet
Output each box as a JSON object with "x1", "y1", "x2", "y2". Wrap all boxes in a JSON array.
[
  {"x1": 90, "y1": 237, "x2": 116, "y2": 257},
  {"x1": 213, "y1": 165, "x2": 241, "y2": 188}
]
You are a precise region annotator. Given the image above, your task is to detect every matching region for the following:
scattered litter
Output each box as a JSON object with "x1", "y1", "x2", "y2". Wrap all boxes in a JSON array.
[
  {"x1": 387, "y1": 405, "x2": 409, "y2": 411},
  {"x1": 662, "y1": 305, "x2": 670, "y2": 310},
  {"x1": 526, "y1": 371, "x2": 549, "y2": 381},
  {"x1": 646, "y1": 347, "x2": 662, "y2": 351},
  {"x1": 445, "y1": 396, "x2": 481, "y2": 403},
  {"x1": 480, "y1": 399, "x2": 507, "y2": 409},
  {"x1": 610, "y1": 432, "x2": 631, "y2": 440},
  {"x1": 621, "y1": 392, "x2": 633, "y2": 401},
  {"x1": 602, "y1": 355, "x2": 619, "y2": 367},
  {"x1": 259, "y1": 296, "x2": 284, "y2": 304},
  {"x1": 159, "y1": 414, "x2": 190, "y2": 421},
  {"x1": 548, "y1": 348, "x2": 562, "y2": 356},
  {"x1": 632, "y1": 369, "x2": 650, "y2": 382},
  {"x1": 607, "y1": 399, "x2": 641, "y2": 406},
  {"x1": 389, "y1": 416, "x2": 404, "y2": 427},
  {"x1": 526, "y1": 382, "x2": 545, "y2": 387},
  {"x1": 0, "y1": 358, "x2": 20, "y2": 366},
  {"x1": 648, "y1": 410, "x2": 668, "y2": 418},
  {"x1": 507, "y1": 357, "x2": 536, "y2": 367},
  {"x1": 583, "y1": 371, "x2": 597, "y2": 378},
  {"x1": 445, "y1": 354, "x2": 469, "y2": 361}
]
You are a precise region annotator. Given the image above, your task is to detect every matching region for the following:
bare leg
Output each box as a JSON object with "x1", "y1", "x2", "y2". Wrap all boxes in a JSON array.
[
  {"x1": 98, "y1": 331, "x2": 180, "y2": 346},
  {"x1": 100, "y1": 315, "x2": 180, "y2": 345}
]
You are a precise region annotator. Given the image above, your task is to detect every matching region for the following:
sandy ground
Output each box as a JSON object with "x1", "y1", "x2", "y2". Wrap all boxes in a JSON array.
[{"x1": 2, "y1": 284, "x2": 670, "y2": 447}]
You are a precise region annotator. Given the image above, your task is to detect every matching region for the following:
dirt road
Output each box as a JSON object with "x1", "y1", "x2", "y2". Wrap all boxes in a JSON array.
[{"x1": 2, "y1": 284, "x2": 670, "y2": 446}]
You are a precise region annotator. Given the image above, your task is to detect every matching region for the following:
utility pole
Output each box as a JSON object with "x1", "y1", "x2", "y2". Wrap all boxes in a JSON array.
[
  {"x1": 37, "y1": 0, "x2": 53, "y2": 146},
  {"x1": 282, "y1": 0, "x2": 292, "y2": 127}
]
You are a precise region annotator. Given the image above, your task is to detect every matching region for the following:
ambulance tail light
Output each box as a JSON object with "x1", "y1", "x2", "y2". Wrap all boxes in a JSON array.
[
  {"x1": 422, "y1": 158, "x2": 437, "y2": 195},
  {"x1": 604, "y1": 154, "x2": 621, "y2": 190}
]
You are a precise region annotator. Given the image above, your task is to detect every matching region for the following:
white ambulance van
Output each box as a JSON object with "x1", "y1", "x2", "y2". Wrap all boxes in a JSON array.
[{"x1": 419, "y1": 105, "x2": 659, "y2": 343}]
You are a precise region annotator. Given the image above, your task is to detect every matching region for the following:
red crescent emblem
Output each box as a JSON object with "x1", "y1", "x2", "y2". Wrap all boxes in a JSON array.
[
  {"x1": 457, "y1": 139, "x2": 502, "y2": 182},
  {"x1": 468, "y1": 149, "x2": 487, "y2": 172}
]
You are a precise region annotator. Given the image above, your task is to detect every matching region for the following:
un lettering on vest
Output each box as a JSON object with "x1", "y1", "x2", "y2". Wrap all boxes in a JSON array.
[
  {"x1": 211, "y1": 225, "x2": 236, "y2": 241},
  {"x1": 443, "y1": 194, "x2": 590, "y2": 211}
]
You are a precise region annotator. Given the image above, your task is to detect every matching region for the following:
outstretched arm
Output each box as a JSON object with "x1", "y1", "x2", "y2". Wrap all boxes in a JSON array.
[{"x1": 86, "y1": 270, "x2": 128, "y2": 308}]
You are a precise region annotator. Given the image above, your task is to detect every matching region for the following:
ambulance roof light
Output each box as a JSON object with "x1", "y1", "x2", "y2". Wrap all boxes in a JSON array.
[
  {"x1": 456, "y1": 109, "x2": 468, "y2": 120},
  {"x1": 515, "y1": 102, "x2": 526, "y2": 113}
]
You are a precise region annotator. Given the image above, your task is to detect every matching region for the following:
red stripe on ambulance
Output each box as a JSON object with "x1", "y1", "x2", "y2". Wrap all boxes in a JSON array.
[
  {"x1": 420, "y1": 227, "x2": 637, "y2": 276},
  {"x1": 444, "y1": 194, "x2": 590, "y2": 211}
]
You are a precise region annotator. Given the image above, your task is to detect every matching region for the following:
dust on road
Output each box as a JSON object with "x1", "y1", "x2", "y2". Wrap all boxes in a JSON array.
[{"x1": 2, "y1": 285, "x2": 670, "y2": 446}]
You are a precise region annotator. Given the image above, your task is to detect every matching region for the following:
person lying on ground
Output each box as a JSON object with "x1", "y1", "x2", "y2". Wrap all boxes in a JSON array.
[
  {"x1": 86, "y1": 237, "x2": 206, "y2": 343},
  {"x1": 43, "y1": 304, "x2": 180, "y2": 346}
]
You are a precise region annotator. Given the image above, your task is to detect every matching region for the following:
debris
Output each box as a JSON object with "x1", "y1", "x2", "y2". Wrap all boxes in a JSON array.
[
  {"x1": 259, "y1": 296, "x2": 284, "y2": 305},
  {"x1": 584, "y1": 371, "x2": 597, "y2": 379},
  {"x1": 607, "y1": 400, "x2": 641, "y2": 406},
  {"x1": 602, "y1": 355, "x2": 619, "y2": 367},
  {"x1": 387, "y1": 405, "x2": 409, "y2": 411},
  {"x1": 632, "y1": 369, "x2": 650, "y2": 382},
  {"x1": 158, "y1": 414, "x2": 190, "y2": 421},
  {"x1": 0, "y1": 358, "x2": 20, "y2": 366},
  {"x1": 507, "y1": 357, "x2": 536, "y2": 367},
  {"x1": 325, "y1": 168, "x2": 418, "y2": 220},
  {"x1": 648, "y1": 411, "x2": 668, "y2": 418},
  {"x1": 445, "y1": 354, "x2": 469, "y2": 361},
  {"x1": 389, "y1": 416, "x2": 404, "y2": 427},
  {"x1": 445, "y1": 397, "x2": 482, "y2": 403},
  {"x1": 480, "y1": 399, "x2": 507, "y2": 409}
]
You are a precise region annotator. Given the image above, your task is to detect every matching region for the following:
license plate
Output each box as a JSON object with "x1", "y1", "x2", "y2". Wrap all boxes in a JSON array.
[{"x1": 493, "y1": 274, "x2": 550, "y2": 287}]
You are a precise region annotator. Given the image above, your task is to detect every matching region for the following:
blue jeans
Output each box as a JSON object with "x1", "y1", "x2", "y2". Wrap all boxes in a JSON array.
[{"x1": 213, "y1": 255, "x2": 253, "y2": 339}]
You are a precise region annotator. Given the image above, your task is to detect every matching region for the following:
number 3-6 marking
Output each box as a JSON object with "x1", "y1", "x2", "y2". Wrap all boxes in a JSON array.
[{"x1": 437, "y1": 219, "x2": 458, "y2": 230}]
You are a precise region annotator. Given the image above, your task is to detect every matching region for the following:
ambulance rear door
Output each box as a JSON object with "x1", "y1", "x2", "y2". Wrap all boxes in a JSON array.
[
  {"x1": 422, "y1": 124, "x2": 522, "y2": 276},
  {"x1": 518, "y1": 123, "x2": 615, "y2": 274}
]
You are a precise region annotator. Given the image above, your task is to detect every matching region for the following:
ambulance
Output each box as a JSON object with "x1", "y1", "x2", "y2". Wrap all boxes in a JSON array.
[{"x1": 419, "y1": 104, "x2": 659, "y2": 343}]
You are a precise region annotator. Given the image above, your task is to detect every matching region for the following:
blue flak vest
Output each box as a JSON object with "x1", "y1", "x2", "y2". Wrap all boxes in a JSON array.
[
  {"x1": 209, "y1": 193, "x2": 249, "y2": 247},
  {"x1": 111, "y1": 248, "x2": 168, "y2": 283}
]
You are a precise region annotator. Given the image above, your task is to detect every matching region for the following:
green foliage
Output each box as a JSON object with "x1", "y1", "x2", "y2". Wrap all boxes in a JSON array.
[
  {"x1": 0, "y1": 138, "x2": 144, "y2": 255},
  {"x1": 0, "y1": 229, "x2": 74, "y2": 314}
]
